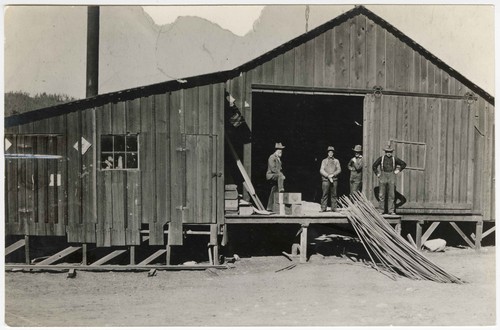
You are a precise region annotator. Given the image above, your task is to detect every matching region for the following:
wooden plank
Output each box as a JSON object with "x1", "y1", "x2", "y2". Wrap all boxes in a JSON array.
[
  {"x1": 419, "y1": 55, "x2": 428, "y2": 94},
  {"x1": 198, "y1": 85, "x2": 211, "y2": 135},
  {"x1": 56, "y1": 130, "x2": 67, "y2": 236},
  {"x1": 90, "y1": 250, "x2": 127, "y2": 266},
  {"x1": 438, "y1": 99, "x2": 448, "y2": 202},
  {"x1": 365, "y1": 17, "x2": 377, "y2": 89},
  {"x1": 110, "y1": 171, "x2": 126, "y2": 246},
  {"x1": 451, "y1": 99, "x2": 461, "y2": 204},
  {"x1": 214, "y1": 84, "x2": 225, "y2": 226},
  {"x1": 5, "y1": 239, "x2": 25, "y2": 256},
  {"x1": 47, "y1": 137, "x2": 58, "y2": 233},
  {"x1": 274, "y1": 53, "x2": 285, "y2": 84},
  {"x1": 294, "y1": 42, "x2": 307, "y2": 86},
  {"x1": 138, "y1": 249, "x2": 167, "y2": 266},
  {"x1": 282, "y1": 49, "x2": 295, "y2": 86},
  {"x1": 16, "y1": 134, "x2": 28, "y2": 235},
  {"x1": 304, "y1": 38, "x2": 315, "y2": 87},
  {"x1": 394, "y1": 40, "x2": 410, "y2": 91},
  {"x1": 350, "y1": 15, "x2": 366, "y2": 89},
  {"x1": 300, "y1": 225, "x2": 308, "y2": 263},
  {"x1": 421, "y1": 221, "x2": 440, "y2": 245},
  {"x1": 24, "y1": 135, "x2": 36, "y2": 234},
  {"x1": 66, "y1": 110, "x2": 82, "y2": 241},
  {"x1": 140, "y1": 96, "x2": 156, "y2": 225},
  {"x1": 324, "y1": 28, "x2": 335, "y2": 87},
  {"x1": 184, "y1": 87, "x2": 197, "y2": 135},
  {"x1": 408, "y1": 97, "x2": 418, "y2": 202},
  {"x1": 375, "y1": 25, "x2": 386, "y2": 88},
  {"x1": 449, "y1": 222, "x2": 475, "y2": 249},
  {"x1": 459, "y1": 100, "x2": 469, "y2": 204},
  {"x1": 262, "y1": 59, "x2": 274, "y2": 85},
  {"x1": 385, "y1": 31, "x2": 396, "y2": 90},
  {"x1": 417, "y1": 97, "x2": 427, "y2": 203},
  {"x1": 35, "y1": 136, "x2": 48, "y2": 233},
  {"x1": 5, "y1": 134, "x2": 19, "y2": 231},
  {"x1": 168, "y1": 90, "x2": 184, "y2": 246},
  {"x1": 37, "y1": 246, "x2": 82, "y2": 265},
  {"x1": 126, "y1": 172, "x2": 141, "y2": 246},
  {"x1": 313, "y1": 33, "x2": 325, "y2": 87},
  {"x1": 97, "y1": 103, "x2": 113, "y2": 247},
  {"x1": 81, "y1": 107, "x2": 96, "y2": 242},
  {"x1": 475, "y1": 221, "x2": 483, "y2": 250},
  {"x1": 334, "y1": 20, "x2": 349, "y2": 87}
]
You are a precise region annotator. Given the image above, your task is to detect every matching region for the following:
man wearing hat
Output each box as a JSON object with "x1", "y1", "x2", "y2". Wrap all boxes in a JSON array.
[
  {"x1": 372, "y1": 142, "x2": 407, "y2": 214},
  {"x1": 348, "y1": 145, "x2": 364, "y2": 193},
  {"x1": 266, "y1": 142, "x2": 286, "y2": 211},
  {"x1": 319, "y1": 146, "x2": 341, "y2": 212}
]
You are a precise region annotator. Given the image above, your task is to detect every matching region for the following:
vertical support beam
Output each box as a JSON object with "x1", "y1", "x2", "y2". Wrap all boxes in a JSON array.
[
  {"x1": 166, "y1": 245, "x2": 171, "y2": 265},
  {"x1": 24, "y1": 235, "x2": 30, "y2": 265},
  {"x1": 210, "y1": 224, "x2": 219, "y2": 265},
  {"x1": 130, "y1": 246, "x2": 136, "y2": 265},
  {"x1": 221, "y1": 224, "x2": 229, "y2": 246},
  {"x1": 82, "y1": 243, "x2": 87, "y2": 265},
  {"x1": 300, "y1": 224, "x2": 308, "y2": 263},
  {"x1": 213, "y1": 245, "x2": 219, "y2": 265},
  {"x1": 416, "y1": 221, "x2": 423, "y2": 250},
  {"x1": 475, "y1": 221, "x2": 483, "y2": 250}
]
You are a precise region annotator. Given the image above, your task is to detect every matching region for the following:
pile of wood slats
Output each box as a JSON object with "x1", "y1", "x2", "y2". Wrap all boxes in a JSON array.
[{"x1": 338, "y1": 192, "x2": 464, "y2": 284}]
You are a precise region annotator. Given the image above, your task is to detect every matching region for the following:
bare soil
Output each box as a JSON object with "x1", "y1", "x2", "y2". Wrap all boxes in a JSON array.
[{"x1": 4, "y1": 245, "x2": 496, "y2": 327}]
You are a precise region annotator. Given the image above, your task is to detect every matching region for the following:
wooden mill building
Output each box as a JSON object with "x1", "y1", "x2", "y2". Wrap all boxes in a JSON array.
[{"x1": 4, "y1": 6, "x2": 495, "y2": 266}]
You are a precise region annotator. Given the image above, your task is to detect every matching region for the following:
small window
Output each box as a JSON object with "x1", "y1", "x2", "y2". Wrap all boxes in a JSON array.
[
  {"x1": 101, "y1": 134, "x2": 139, "y2": 170},
  {"x1": 391, "y1": 139, "x2": 426, "y2": 171}
]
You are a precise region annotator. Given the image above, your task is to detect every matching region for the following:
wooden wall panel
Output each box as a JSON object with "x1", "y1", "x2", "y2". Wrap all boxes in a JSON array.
[
  {"x1": 324, "y1": 29, "x2": 335, "y2": 86},
  {"x1": 313, "y1": 34, "x2": 325, "y2": 87},
  {"x1": 66, "y1": 111, "x2": 82, "y2": 242},
  {"x1": 140, "y1": 96, "x2": 156, "y2": 226},
  {"x1": 350, "y1": 15, "x2": 366, "y2": 89},
  {"x1": 334, "y1": 21, "x2": 350, "y2": 87},
  {"x1": 168, "y1": 90, "x2": 184, "y2": 246}
]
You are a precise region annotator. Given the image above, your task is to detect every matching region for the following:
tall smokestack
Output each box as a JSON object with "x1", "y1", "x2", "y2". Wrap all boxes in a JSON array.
[{"x1": 86, "y1": 6, "x2": 99, "y2": 98}]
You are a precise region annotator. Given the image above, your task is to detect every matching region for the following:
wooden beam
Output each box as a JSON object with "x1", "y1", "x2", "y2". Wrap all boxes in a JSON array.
[
  {"x1": 482, "y1": 225, "x2": 496, "y2": 239},
  {"x1": 5, "y1": 264, "x2": 228, "y2": 271},
  {"x1": 36, "y1": 246, "x2": 82, "y2": 265},
  {"x1": 137, "y1": 249, "x2": 167, "y2": 266},
  {"x1": 415, "y1": 221, "x2": 423, "y2": 249},
  {"x1": 5, "y1": 239, "x2": 26, "y2": 256},
  {"x1": 90, "y1": 250, "x2": 127, "y2": 266},
  {"x1": 300, "y1": 225, "x2": 308, "y2": 263},
  {"x1": 25, "y1": 235, "x2": 30, "y2": 265},
  {"x1": 449, "y1": 222, "x2": 475, "y2": 249},
  {"x1": 82, "y1": 244, "x2": 87, "y2": 265},
  {"x1": 130, "y1": 246, "x2": 136, "y2": 265},
  {"x1": 406, "y1": 234, "x2": 417, "y2": 249},
  {"x1": 421, "y1": 222, "x2": 440, "y2": 245},
  {"x1": 475, "y1": 221, "x2": 483, "y2": 250}
]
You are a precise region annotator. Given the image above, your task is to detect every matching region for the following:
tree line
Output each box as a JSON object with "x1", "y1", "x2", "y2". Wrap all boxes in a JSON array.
[{"x1": 4, "y1": 91, "x2": 76, "y2": 117}]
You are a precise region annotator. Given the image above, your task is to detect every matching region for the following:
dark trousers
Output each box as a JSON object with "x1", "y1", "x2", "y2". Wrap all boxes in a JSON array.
[
  {"x1": 321, "y1": 180, "x2": 338, "y2": 211},
  {"x1": 266, "y1": 173, "x2": 285, "y2": 211},
  {"x1": 350, "y1": 180, "x2": 362, "y2": 194},
  {"x1": 378, "y1": 172, "x2": 396, "y2": 213}
]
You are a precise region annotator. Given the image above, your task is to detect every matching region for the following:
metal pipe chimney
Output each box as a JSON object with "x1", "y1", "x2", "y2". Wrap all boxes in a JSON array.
[{"x1": 86, "y1": 6, "x2": 99, "y2": 98}]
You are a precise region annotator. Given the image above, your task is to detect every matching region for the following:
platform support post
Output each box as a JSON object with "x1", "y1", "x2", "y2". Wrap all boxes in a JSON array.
[
  {"x1": 166, "y1": 245, "x2": 171, "y2": 265},
  {"x1": 475, "y1": 221, "x2": 484, "y2": 251},
  {"x1": 300, "y1": 224, "x2": 308, "y2": 263},
  {"x1": 24, "y1": 235, "x2": 30, "y2": 265},
  {"x1": 416, "y1": 221, "x2": 423, "y2": 250},
  {"x1": 130, "y1": 246, "x2": 136, "y2": 265},
  {"x1": 82, "y1": 244, "x2": 87, "y2": 265}
]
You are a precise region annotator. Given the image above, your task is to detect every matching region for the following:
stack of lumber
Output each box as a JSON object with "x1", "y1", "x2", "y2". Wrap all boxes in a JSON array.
[
  {"x1": 272, "y1": 193, "x2": 303, "y2": 215},
  {"x1": 338, "y1": 192, "x2": 464, "y2": 284},
  {"x1": 224, "y1": 184, "x2": 239, "y2": 215},
  {"x1": 239, "y1": 199, "x2": 254, "y2": 216}
]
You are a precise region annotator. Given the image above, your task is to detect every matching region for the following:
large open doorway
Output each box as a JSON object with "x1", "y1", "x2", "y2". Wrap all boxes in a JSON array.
[{"x1": 252, "y1": 92, "x2": 364, "y2": 204}]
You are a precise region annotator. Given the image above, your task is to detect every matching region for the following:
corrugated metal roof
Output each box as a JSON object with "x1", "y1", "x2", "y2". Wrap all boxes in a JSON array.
[{"x1": 5, "y1": 5, "x2": 493, "y2": 128}]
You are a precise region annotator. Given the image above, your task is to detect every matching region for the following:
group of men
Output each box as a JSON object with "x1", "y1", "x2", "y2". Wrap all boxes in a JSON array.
[{"x1": 266, "y1": 142, "x2": 406, "y2": 215}]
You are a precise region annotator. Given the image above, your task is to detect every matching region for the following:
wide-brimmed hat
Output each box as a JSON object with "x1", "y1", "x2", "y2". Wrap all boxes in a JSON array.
[
  {"x1": 327, "y1": 146, "x2": 335, "y2": 152},
  {"x1": 383, "y1": 142, "x2": 394, "y2": 152},
  {"x1": 353, "y1": 145, "x2": 362, "y2": 152},
  {"x1": 275, "y1": 142, "x2": 285, "y2": 149}
]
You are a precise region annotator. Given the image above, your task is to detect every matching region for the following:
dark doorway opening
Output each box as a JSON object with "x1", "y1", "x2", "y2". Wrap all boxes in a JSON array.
[{"x1": 252, "y1": 92, "x2": 364, "y2": 204}]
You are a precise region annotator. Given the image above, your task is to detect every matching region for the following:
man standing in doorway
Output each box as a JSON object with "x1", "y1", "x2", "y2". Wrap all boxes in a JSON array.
[
  {"x1": 266, "y1": 142, "x2": 286, "y2": 211},
  {"x1": 348, "y1": 144, "x2": 363, "y2": 194},
  {"x1": 372, "y1": 142, "x2": 407, "y2": 214},
  {"x1": 319, "y1": 146, "x2": 341, "y2": 212}
]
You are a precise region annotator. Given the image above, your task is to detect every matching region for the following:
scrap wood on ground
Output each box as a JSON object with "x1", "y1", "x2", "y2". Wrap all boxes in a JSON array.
[{"x1": 338, "y1": 192, "x2": 464, "y2": 284}]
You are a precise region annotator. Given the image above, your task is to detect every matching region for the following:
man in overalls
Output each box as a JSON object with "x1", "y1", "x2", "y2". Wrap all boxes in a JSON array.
[{"x1": 372, "y1": 143, "x2": 406, "y2": 214}]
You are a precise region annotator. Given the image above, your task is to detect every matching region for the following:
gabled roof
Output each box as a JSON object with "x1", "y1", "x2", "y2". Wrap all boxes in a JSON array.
[{"x1": 5, "y1": 5, "x2": 494, "y2": 128}]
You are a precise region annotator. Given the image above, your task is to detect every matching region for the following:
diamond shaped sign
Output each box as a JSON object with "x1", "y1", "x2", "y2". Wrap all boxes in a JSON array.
[{"x1": 73, "y1": 137, "x2": 92, "y2": 155}]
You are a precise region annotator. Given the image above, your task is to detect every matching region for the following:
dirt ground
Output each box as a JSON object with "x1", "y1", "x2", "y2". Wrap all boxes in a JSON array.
[{"x1": 3, "y1": 244, "x2": 496, "y2": 327}]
